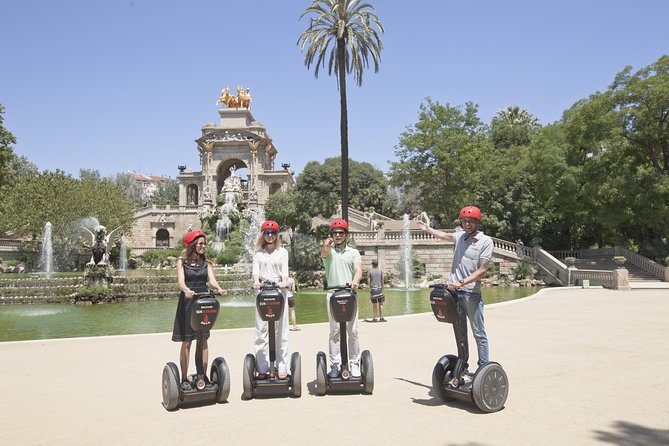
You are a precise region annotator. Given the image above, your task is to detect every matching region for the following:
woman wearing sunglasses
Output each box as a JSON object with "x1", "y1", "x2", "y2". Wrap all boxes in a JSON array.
[
  {"x1": 172, "y1": 230, "x2": 227, "y2": 390},
  {"x1": 252, "y1": 220, "x2": 291, "y2": 379}
]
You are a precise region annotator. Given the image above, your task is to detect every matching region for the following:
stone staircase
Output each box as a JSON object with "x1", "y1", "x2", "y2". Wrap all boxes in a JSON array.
[{"x1": 573, "y1": 257, "x2": 663, "y2": 283}]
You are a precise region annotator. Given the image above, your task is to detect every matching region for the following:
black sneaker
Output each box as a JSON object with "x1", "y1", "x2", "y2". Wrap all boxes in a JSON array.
[{"x1": 180, "y1": 379, "x2": 192, "y2": 391}]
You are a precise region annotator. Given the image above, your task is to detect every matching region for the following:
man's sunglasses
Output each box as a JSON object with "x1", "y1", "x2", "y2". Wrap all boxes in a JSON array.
[
  {"x1": 263, "y1": 230, "x2": 278, "y2": 236},
  {"x1": 331, "y1": 231, "x2": 346, "y2": 236}
]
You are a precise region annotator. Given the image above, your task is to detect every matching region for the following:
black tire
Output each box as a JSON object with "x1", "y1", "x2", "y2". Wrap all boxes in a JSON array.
[
  {"x1": 210, "y1": 357, "x2": 230, "y2": 403},
  {"x1": 290, "y1": 352, "x2": 302, "y2": 397},
  {"x1": 162, "y1": 362, "x2": 180, "y2": 410},
  {"x1": 316, "y1": 352, "x2": 327, "y2": 396},
  {"x1": 361, "y1": 350, "x2": 374, "y2": 394},
  {"x1": 472, "y1": 362, "x2": 508, "y2": 413},
  {"x1": 242, "y1": 354, "x2": 256, "y2": 400},
  {"x1": 432, "y1": 354, "x2": 457, "y2": 401}
]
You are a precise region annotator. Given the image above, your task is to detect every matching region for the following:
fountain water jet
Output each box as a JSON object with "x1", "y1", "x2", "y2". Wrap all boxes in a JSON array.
[
  {"x1": 119, "y1": 235, "x2": 128, "y2": 274},
  {"x1": 401, "y1": 214, "x2": 413, "y2": 289},
  {"x1": 40, "y1": 221, "x2": 54, "y2": 277}
]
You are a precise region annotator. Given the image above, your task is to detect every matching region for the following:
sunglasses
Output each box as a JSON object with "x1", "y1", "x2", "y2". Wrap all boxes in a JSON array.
[
  {"x1": 263, "y1": 230, "x2": 278, "y2": 236},
  {"x1": 331, "y1": 231, "x2": 346, "y2": 236}
]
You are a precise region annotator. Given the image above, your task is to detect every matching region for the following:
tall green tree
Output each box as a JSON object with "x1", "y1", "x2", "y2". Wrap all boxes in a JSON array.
[
  {"x1": 152, "y1": 179, "x2": 179, "y2": 205},
  {"x1": 263, "y1": 189, "x2": 313, "y2": 267},
  {"x1": 0, "y1": 170, "x2": 135, "y2": 248},
  {"x1": 389, "y1": 99, "x2": 490, "y2": 226},
  {"x1": 298, "y1": 0, "x2": 384, "y2": 222},
  {"x1": 0, "y1": 104, "x2": 18, "y2": 188},
  {"x1": 490, "y1": 105, "x2": 541, "y2": 149},
  {"x1": 608, "y1": 55, "x2": 669, "y2": 175},
  {"x1": 296, "y1": 157, "x2": 389, "y2": 218}
]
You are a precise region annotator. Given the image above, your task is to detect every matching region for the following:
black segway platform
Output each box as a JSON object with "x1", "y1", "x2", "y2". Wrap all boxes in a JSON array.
[
  {"x1": 315, "y1": 285, "x2": 374, "y2": 395},
  {"x1": 162, "y1": 291, "x2": 231, "y2": 410},
  {"x1": 429, "y1": 284, "x2": 508, "y2": 412},
  {"x1": 243, "y1": 282, "x2": 301, "y2": 399}
]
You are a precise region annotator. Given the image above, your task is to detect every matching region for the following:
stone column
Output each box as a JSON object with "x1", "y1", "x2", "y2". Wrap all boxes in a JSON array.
[{"x1": 614, "y1": 268, "x2": 631, "y2": 290}]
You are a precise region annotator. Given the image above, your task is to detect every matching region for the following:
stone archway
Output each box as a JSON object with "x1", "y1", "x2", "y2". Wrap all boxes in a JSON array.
[
  {"x1": 186, "y1": 184, "x2": 199, "y2": 205},
  {"x1": 269, "y1": 183, "x2": 282, "y2": 195},
  {"x1": 156, "y1": 229, "x2": 170, "y2": 247},
  {"x1": 216, "y1": 159, "x2": 249, "y2": 193}
]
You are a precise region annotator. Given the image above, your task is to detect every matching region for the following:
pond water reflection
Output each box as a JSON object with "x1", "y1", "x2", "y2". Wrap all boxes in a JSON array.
[{"x1": 0, "y1": 287, "x2": 538, "y2": 342}]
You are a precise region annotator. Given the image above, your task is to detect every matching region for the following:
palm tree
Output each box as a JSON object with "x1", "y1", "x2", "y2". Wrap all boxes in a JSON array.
[{"x1": 298, "y1": 0, "x2": 384, "y2": 222}]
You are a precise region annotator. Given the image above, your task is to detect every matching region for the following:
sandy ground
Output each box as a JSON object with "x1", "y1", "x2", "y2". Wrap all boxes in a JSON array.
[{"x1": 1, "y1": 287, "x2": 668, "y2": 446}]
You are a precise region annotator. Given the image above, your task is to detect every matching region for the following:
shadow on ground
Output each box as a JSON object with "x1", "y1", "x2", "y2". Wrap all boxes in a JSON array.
[{"x1": 594, "y1": 420, "x2": 669, "y2": 445}]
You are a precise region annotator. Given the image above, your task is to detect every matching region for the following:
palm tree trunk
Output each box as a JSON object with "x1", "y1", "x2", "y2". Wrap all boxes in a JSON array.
[{"x1": 337, "y1": 38, "x2": 349, "y2": 222}]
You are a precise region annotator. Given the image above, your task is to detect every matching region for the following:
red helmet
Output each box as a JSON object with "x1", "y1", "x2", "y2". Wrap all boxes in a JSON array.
[
  {"x1": 261, "y1": 220, "x2": 279, "y2": 231},
  {"x1": 459, "y1": 206, "x2": 481, "y2": 221},
  {"x1": 183, "y1": 230, "x2": 205, "y2": 246},
  {"x1": 330, "y1": 219, "x2": 349, "y2": 232}
]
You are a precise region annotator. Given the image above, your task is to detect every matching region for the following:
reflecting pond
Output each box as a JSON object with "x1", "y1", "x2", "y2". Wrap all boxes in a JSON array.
[{"x1": 0, "y1": 287, "x2": 538, "y2": 342}]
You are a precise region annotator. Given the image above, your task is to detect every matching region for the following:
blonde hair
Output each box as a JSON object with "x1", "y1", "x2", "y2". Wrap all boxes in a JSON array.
[{"x1": 255, "y1": 231, "x2": 281, "y2": 251}]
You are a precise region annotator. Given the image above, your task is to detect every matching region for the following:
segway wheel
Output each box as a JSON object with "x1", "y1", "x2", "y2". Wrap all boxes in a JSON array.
[
  {"x1": 316, "y1": 352, "x2": 327, "y2": 396},
  {"x1": 290, "y1": 352, "x2": 302, "y2": 398},
  {"x1": 242, "y1": 353, "x2": 256, "y2": 400},
  {"x1": 162, "y1": 362, "x2": 180, "y2": 411},
  {"x1": 210, "y1": 357, "x2": 230, "y2": 403},
  {"x1": 361, "y1": 350, "x2": 374, "y2": 394},
  {"x1": 472, "y1": 362, "x2": 508, "y2": 413},
  {"x1": 432, "y1": 354, "x2": 458, "y2": 401}
]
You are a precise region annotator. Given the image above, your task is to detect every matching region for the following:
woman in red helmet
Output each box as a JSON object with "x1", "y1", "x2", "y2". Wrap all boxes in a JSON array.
[
  {"x1": 252, "y1": 220, "x2": 291, "y2": 379},
  {"x1": 172, "y1": 230, "x2": 227, "y2": 391},
  {"x1": 321, "y1": 218, "x2": 363, "y2": 378},
  {"x1": 416, "y1": 206, "x2": 493, "y2": 370}
]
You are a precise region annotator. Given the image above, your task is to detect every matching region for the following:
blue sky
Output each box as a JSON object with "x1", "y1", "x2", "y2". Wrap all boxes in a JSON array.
[{"x1": 2, "y1": 0, "x2": 668, "y2": 179}]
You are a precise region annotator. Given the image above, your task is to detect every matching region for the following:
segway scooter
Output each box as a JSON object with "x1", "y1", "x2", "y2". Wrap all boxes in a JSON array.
[
  {"x1": 429, "y1": 284, "x2": 508, "y2": 412},
  {"x1": 162, "y1": 290, "x2": 231, "y2": 410},
  {"x1": 243, "y1": 281, "x2": 301, "y2": 399},
  {"x1": 315, "y1": 284, "x2": 374, "y2": 395}
]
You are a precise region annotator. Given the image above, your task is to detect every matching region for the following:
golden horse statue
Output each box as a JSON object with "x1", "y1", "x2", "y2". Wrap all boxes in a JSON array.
[{"x1": 217, "y1": 86, "x2": 251, "y2": 109}]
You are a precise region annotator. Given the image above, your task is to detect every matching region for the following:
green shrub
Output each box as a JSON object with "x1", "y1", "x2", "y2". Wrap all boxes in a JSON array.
[
  {"x1": 512, "y1": 260, "x2": 536, "y2": 279},
  {"x1": 141, "y1": 247, "x2": 181, "y2": 266},
  {"x1": 485, "y1": 261, "x2": 498, "y2": 278},
  {"x1": 215, "y1": 230, "x2": 245, "y2": 265}
]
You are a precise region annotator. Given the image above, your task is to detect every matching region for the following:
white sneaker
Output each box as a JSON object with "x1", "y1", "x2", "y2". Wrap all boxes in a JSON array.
[{"x1": 350, "y1": 362, "x2": 361, "y2": 378}]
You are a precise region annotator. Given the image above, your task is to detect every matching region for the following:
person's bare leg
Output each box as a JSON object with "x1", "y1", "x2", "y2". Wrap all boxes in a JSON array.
[
  {"x1": 180, "y1": 341, "x2": 192, "y2": 380},
  {"x1": 290, "y1": 308, "x2": 298, "y2": 329},
  {"x1": 201, "y1": 338, "x2": 209, "y2": 375}
]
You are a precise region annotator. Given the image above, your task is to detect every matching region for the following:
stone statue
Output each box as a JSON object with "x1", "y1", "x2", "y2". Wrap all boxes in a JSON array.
[
  {"x1": 222, "y1": 166, "x2": 242, "y2": 193},
  {"x1": 82, "y1": 225, "x2": 120, "y2": 266}
]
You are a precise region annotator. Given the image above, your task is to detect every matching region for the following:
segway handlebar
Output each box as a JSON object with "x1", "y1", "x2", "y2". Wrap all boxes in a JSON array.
[
  {"x1": 192, "y1": 290, "x2": 219, "y2": 299},
  {"x1": 325, "y1": 283, "x2": 354, "y2": 292},
  {"x1": 429, "y1": 283, "x2": 462, "y2": 291},
  {"x1": 259, "y1": 280, "x2": 281, "y2": 290}
]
